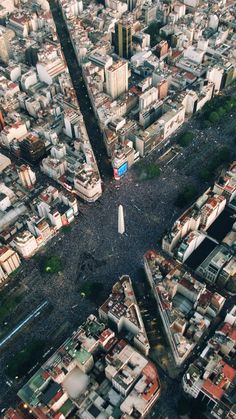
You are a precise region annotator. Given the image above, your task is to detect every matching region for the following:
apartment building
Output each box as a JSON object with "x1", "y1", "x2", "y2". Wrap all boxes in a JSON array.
[
  {"x1": 0, "y1": 246, "x2": 21, "y2": 278},
  {"x1": 144, "y1": 250, "x2": 225, "y2": 366},
  {"x1": 183, "y1": 308, "x2": 236, "y2": 419},
  {"x1": 105, "y1": 61, "x2": 128, "y2": 100},
  {"x1": 99, "y1": 275, "x2": 150, "y2": 356},
  {"x1": 12, "y1": 230, "x2": 38, "y2": 259}
]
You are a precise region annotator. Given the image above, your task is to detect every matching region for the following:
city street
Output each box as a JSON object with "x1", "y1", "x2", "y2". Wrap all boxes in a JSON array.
[
  {"x1": 0, "y1": 2, "x2": 236, "y2": 414},
  {"x1": 1, "y1": 107, "x2": 236, "y2": 410}
]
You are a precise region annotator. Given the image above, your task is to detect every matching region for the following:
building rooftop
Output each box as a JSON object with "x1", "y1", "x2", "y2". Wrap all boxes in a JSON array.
[
  {"x1": 99, "y1": 275, "x2": 150, "y2": 355},
  {"x1": 183, "y1": 307, "x2": 236, "y2": 417},
  {"x1": 144, "y1": 250, "x2": 225, "y2": 365}
]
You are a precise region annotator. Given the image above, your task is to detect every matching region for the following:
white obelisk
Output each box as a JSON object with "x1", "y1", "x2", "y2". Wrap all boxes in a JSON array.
[{"x1": 118, "y1": 204, "x2": 125, "y2": 235}]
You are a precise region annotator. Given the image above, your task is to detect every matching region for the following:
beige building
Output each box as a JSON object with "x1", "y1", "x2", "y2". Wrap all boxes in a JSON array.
[
  {"x1": 144, "y1": 250, "x2": 225, "y2": 366},
  {"x1": 41, "y1": 157, "x2": 67, "y2": 180},
  {"x1": 13, "y1": 230, "x2": 38, "y2": 259},
  {"x1": 105, "y1": 61, "x2": 128, "y2": 100},
  {"x1": 0, "y1": 26, "x2": 15, "y2": 63},
  {"x1": 73, "y1": 165, "x2": 102, "y2": 203},
  {"x1": 0, "y1": 153, "x2": 11, "y2": 173},
  {"x1": 162, "y1": 190, "x2": 226, "y2": 255},
  {"x1": 99, "y1": 275, "x2": 150, "y2": 356},
  {"x1": 0, "y1": 246, "x2": 21, "y2": 277},
  {"x1": 0, "y1": 265, "x2": 7, "y2": 283},
  {"x1": 18, "y1": 164, "x2": 36, "y2": 189}
]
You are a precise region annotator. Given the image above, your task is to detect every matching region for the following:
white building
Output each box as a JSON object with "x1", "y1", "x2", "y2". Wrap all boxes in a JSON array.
[
  {"x1": 21, "y1": 70, "x2": 38, "y2": 91},
  {"x1": 200, "y1": 195, "x2": 226, "y2": 230},
  {"x1": 207, "y1": 66, "x2": 224, "y2": 93},
  {"x1": 36, "y1": 58, "x2": 66, "y2": 85},
  {"x1": 0, "y1": 0, "x2": 15, "y2": 13},
  {"x1": 0, "y1": 192, "x2": 11, "y2": 211},
  {"x1": 0, "y1": 121, "x2": 28, "y2": 148},
  {"x1": 0, "y1": 26, "x2": 15, "y2": 63},
  {"x1": 13, "y1": 230, "x2": 38, "y2": 259},
  {"x1": 209, "y1": 14, "x2": 219, "y2": 31},
  {"x1": 182, "y1": 0, "x2": 199, "y2": 7},
  {"x1": 18, "y1": 165, "x2": 36, "y2": 189},
  {"x1": 63, "y1": 108, "x2": 81, "y2": 139},
  {"x1": 37, "y1": 201, "x2": 63, "y2": 230},
  {"x1": 183, "y1": 46, "x2": 205, "y2": 64},
  {"x1": 51, "y1": 143, "x2": 67, "y2": 160},
  {"x1": 176, "y1": 231, "x2": 205, "y2": 262},
  {"x1": 139, "y1": 87, "x2": 158, "y2": 111},
  {"x1": 41, "y1": 157, "x2": 67, "y2": 180},
  {"x1": 89, "y1": 53, "x2": 113, "y2": 69},
  {"x1": 105, "y1": 0, "x2": 128, "y2": 16},
  {"x1": 74, "y1": 164, "x2": 102, "y2": 202},
  {"x1": 105, "y1": 61, "x2": 128, "y2": 100},
  {"x1": 159, "y1": 104, "x2": 185, "y2": 140}
]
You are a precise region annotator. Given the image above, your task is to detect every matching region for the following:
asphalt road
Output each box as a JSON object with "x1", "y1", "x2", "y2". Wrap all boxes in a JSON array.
[
  {"x1": 1, "y1": 109, "x2": 236, "y2": 412},
  {"x1": 49, "y1": 0, "x2": 112, "y2": 179}
]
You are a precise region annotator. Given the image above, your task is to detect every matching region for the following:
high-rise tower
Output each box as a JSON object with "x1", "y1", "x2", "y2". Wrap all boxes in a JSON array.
[
  {"x1": 105, "y1": 61, "x2": 128, "y2": 100},
  {"x1": 0, "y1": 111, "x2": 5, "y2": 132},
  {"x1": 113, "y1": 18, "x2": 133, "y2": 59}
]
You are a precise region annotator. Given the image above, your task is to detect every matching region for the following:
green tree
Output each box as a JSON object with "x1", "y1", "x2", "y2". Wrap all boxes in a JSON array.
[
  {"x1": 217, "y1": 106, "x2": 226, "y2": 117},
  {"x1": 175, "y1": 186, "x2": 197, "y2": 208},
  {"x1": 220, "y1": 146, "x2": 231, "y2": 162},
  {"x1": 199, "y1": 167, "x2": 212, "y2": 181},
  {"x1": 7, "y1": 340, "x2": 46, "y2": 379},
  {"x1": 209, "y1": 111, "x2": 220, "y2": 123},
  {"x1": 198, "y1": 147, "x2": 231, "y2": 181},
  {"x1": 178, "y1": 131, "x2": 194, "y2": 147},
  {"x1": 135, "y1": 162, "x2": 160, "y2": 181},
  {"x1": 42, "y1": 255, "x2": 63, "y2": 274},
  {"x1": 79, "y1": 281, "x2": 104, "y2": 302},
  {"x1": 202, "y1": 120, "x2": 211, "y2": 129},
  {"x1": 224, "y1": 101, "x2": 233, "y2": 112},
  {"x1": 146, "y1": 164, "x2": 161, "y2": 179}
]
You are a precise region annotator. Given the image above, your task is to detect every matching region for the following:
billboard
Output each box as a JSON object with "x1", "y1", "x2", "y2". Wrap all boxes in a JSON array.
[{"x1": 114, "y1": 162, "x2": 128, "y2": 180}]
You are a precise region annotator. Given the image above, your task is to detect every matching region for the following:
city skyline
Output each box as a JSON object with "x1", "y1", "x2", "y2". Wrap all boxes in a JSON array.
[{"x1": 0, "y1": 0, "x2": 236, "y2": 417}]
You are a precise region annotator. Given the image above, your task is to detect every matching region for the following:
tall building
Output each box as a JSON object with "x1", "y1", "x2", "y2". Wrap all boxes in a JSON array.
[
  {"x1": 113, "y1": 19, "x2": 133, "y2": 59},
  {"x1": 13, "y1": 230, "x2": 38, "y2": 258},
  {"x1": 19, "y1": 134, "x2": 46, "y2": 164},
  {"x1": 139, "y1": 87, "x2": 158, "y2": 111},
  {"x1": 25, "y1": 45, "x2": 39, "y2": 66},
  {"x1": 0, "y1": 153, "x2": 10, "y2": 173},
  {"x1": 156, "y1": 40, "x2": 169, "y2": 60},
  {"x1": 207, "y1": 66, "x2": 224, "y2": 94},
  {"x1": 157, "y1": 79, "x2": 168, "y2": 99},
  {"x1": 0, "y1": 111, "x2": 5, "y2": 131},
  {"x1": 105, "y1": 61, "x2": 128, "y2": 100},
  {"x1": 127, "y1": 0, "x2": 136, "y2": 11},
  {"x1": 0, "y1": 26, "x2": 15, "y2": 63},
  {"x1": 18, "y1": 164, "x2": 36, "y2": 189}
]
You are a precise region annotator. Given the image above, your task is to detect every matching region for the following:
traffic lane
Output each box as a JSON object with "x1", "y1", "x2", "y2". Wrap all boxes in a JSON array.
[{"x1": 49, "y1": 0, "x2": 111, "y2": 179}]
